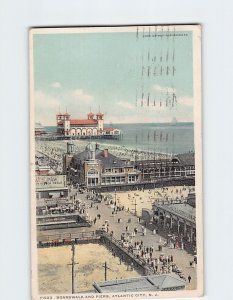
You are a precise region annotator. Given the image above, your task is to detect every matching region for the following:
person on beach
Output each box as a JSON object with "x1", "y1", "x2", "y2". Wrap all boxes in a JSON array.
[{"x1": 194, "y1": 256, "x2": 197, "y2": 265}]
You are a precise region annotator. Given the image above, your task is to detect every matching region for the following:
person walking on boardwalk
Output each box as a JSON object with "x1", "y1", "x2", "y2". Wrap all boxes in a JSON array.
[{"x1": 188, "y1": 275, "x2": 191, "y2": 283}]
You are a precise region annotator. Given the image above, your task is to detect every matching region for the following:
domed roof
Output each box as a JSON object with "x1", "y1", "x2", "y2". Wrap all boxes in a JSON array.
[{"x1": 85, "y1": 142, "x2": 95, "y2": 152}]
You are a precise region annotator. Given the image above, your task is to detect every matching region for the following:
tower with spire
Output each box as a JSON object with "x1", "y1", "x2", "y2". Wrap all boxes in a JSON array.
[
  {"x1": 87, "y1": 109, "x2": 95, "y2": 120},
  {"x1": 56, "y1": 110, "x2": 71, "y2": 135},
  {"x1": 96, "y1": 108, "x2": 104, "y2": 132}
]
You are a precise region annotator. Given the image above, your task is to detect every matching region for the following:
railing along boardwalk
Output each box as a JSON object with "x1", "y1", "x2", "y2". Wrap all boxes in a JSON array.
[{"x1": 37, "y1": 230, "x2": 153, "y2": 275}]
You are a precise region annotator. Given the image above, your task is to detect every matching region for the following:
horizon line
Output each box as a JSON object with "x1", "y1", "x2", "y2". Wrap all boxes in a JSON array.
[{"x1": 42, "y1": 121, "x2": 194, "y2": 126}]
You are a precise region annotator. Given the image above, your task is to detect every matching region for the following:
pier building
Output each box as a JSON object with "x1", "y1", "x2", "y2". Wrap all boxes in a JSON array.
[
  {"x1": 35, "y1": 122, "x2": 46, "y2": 136},
  {"x1": 56, "y1": 111, "x2": 121, "y2": 138}
]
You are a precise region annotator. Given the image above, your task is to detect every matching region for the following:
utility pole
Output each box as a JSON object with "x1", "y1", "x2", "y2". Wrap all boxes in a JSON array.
[
  {"x1": 102, "y1": 261, "x2": 111, "y2": 281},
  {"x1": 71, "y1": 244, "x2": 75, "y2": 294},
  {"x1": 134, "y1": 199, "x2": 137, "y2": 216},
  {"x1": 68, "y1": 243, "x2": 78, "y2": 294},
  {"x1": 104, "y1": 261, "x2": 107, "y2": 281}
]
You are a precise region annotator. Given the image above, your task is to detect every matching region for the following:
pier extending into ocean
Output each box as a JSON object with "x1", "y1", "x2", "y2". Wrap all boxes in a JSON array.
[{"x1": 36, "y1": 133, "x2": 122, "y2": 141}]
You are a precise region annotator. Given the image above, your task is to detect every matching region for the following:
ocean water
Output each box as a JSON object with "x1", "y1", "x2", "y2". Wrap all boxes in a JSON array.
[{"x1": 46, "y1": 123, "x2": 194, "y2": 155}]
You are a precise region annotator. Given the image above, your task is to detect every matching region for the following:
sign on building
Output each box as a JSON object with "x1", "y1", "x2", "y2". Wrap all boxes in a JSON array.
[{"x1": 36, "y1": 175, "x2": 67, "y2": 189}]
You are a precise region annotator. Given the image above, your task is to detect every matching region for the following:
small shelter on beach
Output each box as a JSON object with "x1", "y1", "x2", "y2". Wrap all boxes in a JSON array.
[{"x1": 93, "y1": 273, "x2": 186, "y2": 293}]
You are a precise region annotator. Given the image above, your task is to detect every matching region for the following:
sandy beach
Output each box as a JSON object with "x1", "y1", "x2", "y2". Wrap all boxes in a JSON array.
[
  {"x1": 36, "y1": 139, "x2": 171, "y2": 163},
  {"x1": 38, "y1": 244, "x2": 141, "y2": 294},
  {"x1": 103, "y1": 186, "x2": 193, "y2": 216}
]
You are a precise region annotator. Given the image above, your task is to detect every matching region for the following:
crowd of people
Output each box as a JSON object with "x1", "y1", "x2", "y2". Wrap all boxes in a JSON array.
[
  {"x1": 37, "y1": 184, "x2": 195, "y2": 286},
  {"x1": 39, "y1": 204, "x2": 77, "y2": 215},
  {"x1": 36, "y1": 141, "x2": 65, "y2": 174},
  {"x1": 107, "y1": 237, "x2": 177, "y2": 273},
  {"x1": 34, "y1": 138, "x2": 196, "y2": 287},
  {"x1": 83, "y1": 195, "x2": 185, "y2": 280},
  {"x1": 108, "y1": 186, "x2": 193, "y2": 217},
  {"x1": 36, "y1": 139, "x2": 169, "y2": 165},
  {"x1": 114, "y1": 224, "x2": 187, "y2": 280}
]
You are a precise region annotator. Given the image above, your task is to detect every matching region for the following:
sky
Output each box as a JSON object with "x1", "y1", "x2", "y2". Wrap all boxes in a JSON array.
[{"x1": 32, "y1": 27, "x2": 194, "y2": 125}]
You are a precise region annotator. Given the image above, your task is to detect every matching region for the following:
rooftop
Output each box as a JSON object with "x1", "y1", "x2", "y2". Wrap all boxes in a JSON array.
[
  {"x1": 154, "y1": 203, "x2": 196, "y2": 224},
  {"x1": 36, "y1": 186, "x2": 69, "y2": 192},
  {"x1": 73, "y1": 147, "x2": 127, "y2": 168},
  {"x1": 95, "y1": 150, "x2": 126, "y2": 168},
  {"x1": 70, "y1": 119, "x2": 98, "y2": 125},
  {"x1": 93, "y1": 273, "x2": 185, "y2": 293},
  {"x1": 104, "y1": 127, "x2": 115, "y2": 132},
  {"x1": 56, "y1": 112, "x2": 70, "y2": 116},
  {"x1": 172, "y1": 153, "x2": 195, "y2": 166}
]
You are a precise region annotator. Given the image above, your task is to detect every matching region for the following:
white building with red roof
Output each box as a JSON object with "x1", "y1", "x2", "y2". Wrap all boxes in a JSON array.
[{"x1": 56, "y1": 111, "x2": 121, "y2": 138}]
